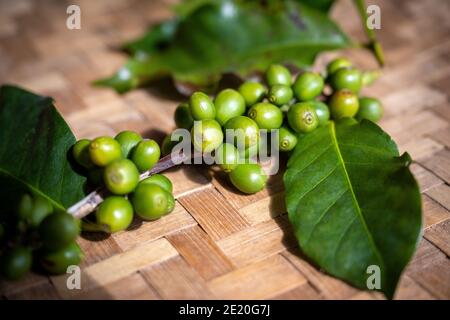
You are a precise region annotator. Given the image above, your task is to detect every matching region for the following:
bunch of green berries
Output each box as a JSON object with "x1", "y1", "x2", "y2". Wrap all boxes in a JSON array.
[
  {"x1": 0, "y1": 193, "x2": 82, "y2": 280},
  {"x1": 163, "y1": 57, "x2": 382, "y2": 194},
  {"x1": 72, "y1": 131, "x2": 175, "y2": 234}
]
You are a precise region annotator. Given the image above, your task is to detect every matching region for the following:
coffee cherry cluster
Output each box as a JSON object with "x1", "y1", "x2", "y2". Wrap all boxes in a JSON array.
[
  {"x1": 0, "y1": 194, "x2": 82, "y2": 280},
  {"x1": 72, "y1": 131, "x2": 175, "y2": 233},
  {"x1": 163, "y1": 57, "x2": 382, "y2": 194}
]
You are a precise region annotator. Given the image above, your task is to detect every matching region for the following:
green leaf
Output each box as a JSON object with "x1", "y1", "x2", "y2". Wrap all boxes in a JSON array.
[
  {"x1": 284, "y1": 120, "x2": 422, "y2": 298},
  {"x1": 0, "y1": 85, "x2": 87, "y2": 212},
  {"x1": 95, "y1": 0, "x2": 350, "y2": 93}
]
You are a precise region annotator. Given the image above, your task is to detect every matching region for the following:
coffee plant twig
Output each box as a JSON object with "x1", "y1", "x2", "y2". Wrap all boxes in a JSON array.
[{"x1": 67, "y1": 150, "x2": 190, "y2": 219}]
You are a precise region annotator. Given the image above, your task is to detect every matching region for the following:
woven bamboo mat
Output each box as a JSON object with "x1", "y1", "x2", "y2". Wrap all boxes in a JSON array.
[{"x1": 0, "y1": 0, "x2": 449, "y2": 300}]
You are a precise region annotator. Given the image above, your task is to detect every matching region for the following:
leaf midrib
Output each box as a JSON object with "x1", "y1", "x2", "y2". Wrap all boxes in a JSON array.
[
  {"x1": 329, "y1": 122, "x2": 385, "y2": 273},
  {"x1": 0, "y1": 167, "x2": 65, "y2": 211}
]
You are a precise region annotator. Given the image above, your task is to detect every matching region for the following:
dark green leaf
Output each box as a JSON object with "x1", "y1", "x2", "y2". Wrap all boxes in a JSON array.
[
  {"x1": 296, "y1": 0, "x2": 335, "y2": 12},
  {"x1": 284, "y1": 120, "x2": 422, "y2": 298},
  {"x1": 95, "y1": 0, "x2": 350, "y2": 93},
  {"x1": 0, "y1": 85, "x2": 87, "y2": 211}
]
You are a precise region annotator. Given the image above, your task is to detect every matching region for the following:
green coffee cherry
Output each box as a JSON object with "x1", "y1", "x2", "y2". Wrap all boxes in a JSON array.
[
  {"x1": 174, "y1": 103, "x2": 194, "y2": 130},
  {"x1": 131, "y1": 139, "x2": 161, "y2": 172},
  {"x1": 329, "y1": 89, "x2": 360, "y2": 119},
  {"x1": 214, "y1": 89, "x2": 246, "y2": 126},
  {"x1": 329, "y1": 67, "x2": 362, "y2": 94},
  {"x1": 72, "y1": 139, "x2": 94, "y2": 169},
  {"x1": 103, "y1": 159, "x2": 140, "y2": 194},
  {"x1": 224, "y1": 116, "x2": 259, "y2": 149},
  {"x1": 18, "y1": 193, "x2": 33, "y2": 220},
  {"x1": 292, "y1": 72, "x2": 324, "y2": 101},
  {"x1": 229, "y1": 164, "x2": 267, "y2": 194},
  {"x1": 238, "y1": 81, "x2": 266, "y2": 107},
  {"x1": 132, "y1": 184, "x2": 174, "y2": 220},
  {"x1": 278, "y1": 126, "x2": 298, "y2": 152},
  {"x1": 39, "y1": 212, "x2": 80, "y2": 251},
  {"x1": 29, "y1": 195, "x2": 54, "y2": 228},
  {"x1": 191, "y1": 119, "x2": 224, "y2": 153},
  {"x1": 189, "y1": 92, "x2": 215, "y2": 120},
  {"x1": 38, "y1": 242, "x2": 82, "y2": 275},
  {"x1": 89, "y1": 136, "x2": 122, "y2": 167},
  {"x1": 215, "y1": 143, "x2": 239, "y2": 173},
  {"x1": 248, "y1": 102, "x2": 283, "y2": 130},
  {"x1": 266, "y1": 64, "x2": 292, "y2": 86},
  {"x1": 309, "y1": 101, "x2": 330, "y2": 126},
  {"x1": 161, "y1": 134, "x2": 181, "y2": 156},
  {"x1": 287, "y1": 102, "x2": 319, "y2": 133},
  {"x1": 114, "y1": 130, "x2": 142, "y2": 158},
  {"x1": 326, "y1": 57, "x2": 352, "y2": 75},
  {"x1": 140, "y1": 174, "x2": 173, "y2": 193},
  {"x1": 356, "y1": 97, "x2": 383, "y2": 123},
  {"x1": 239, "y1": 142, "x2": 259, "y2": 160},
  {"x1": 0, "y1": 246, "x2": 32, "y2": 280},
  {"x1": 268, "y1": 85, "x2": 293, "y2": 106},
  {"x1": 95, "y1": 196, "x2": 134, "y2": 233}
]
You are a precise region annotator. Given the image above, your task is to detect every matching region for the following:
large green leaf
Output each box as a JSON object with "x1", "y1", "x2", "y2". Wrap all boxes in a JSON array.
[
  {"x1": 0, "y1": 85, "x2": 86, "y2": 212},
  {"x1": 284, "y1": 120, "x2": 422, "y2": 298},
  {"x1": 95, "y1": 0, "x2": 350, "y2": 93}
]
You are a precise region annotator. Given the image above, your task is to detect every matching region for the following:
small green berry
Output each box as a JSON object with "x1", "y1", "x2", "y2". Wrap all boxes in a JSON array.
[
  {"x1": 103, "y1": 159, "x2": 140, "y2": 194},
  {"x1": 174, "y1": 103, "x2": 194, "y2": 130},
  {"x1": 38, "y1": 242, "x2": 82, "y2": 275},
  {"x1": 278, "y1": 126, "x2": 298, "y2": 152},
  {"x1": 214, "y1": 89, "x2": 245, "y2": 126},
  {"x1": 89, "y1": 136, "x2": 122, "y2": 167},
  {"x1": 238, "y1": 82, "x2": 266, "y2": 107},
  {"x1": 229, "y1": 164, "x2": 267, "y2": 194},
  {"x1": 215, "y1": 143, "x2": 239, "y2": 173},
  {"x1": 191, "y1": 119, "x2": 224, "y2": 153},
  {"x1": 95, "y1": 196, "x2": 134, "y2": 233},
  {"x1": 329, "y1": 67, "x2": 362, "y2": 94},
  {"x1": 18, "y1": 194, "x2": 33, "y2": 220},
  {"x1": 268, "y1": 85, "x2": 293, "y2": 106},
  {"x1": 114, "y1": 130, "x2": 142, "y2": 158},
  {"x1": 326, "y1": 57, "x2": 352, "y2": 76},
  {"x1": 161, "y1": 134, "x2": 181, "y2": 156},
  {"x1": 132, "y1": 184, "x2": 174, "y2": 220},
  {"x1": 224, "y1": 116, "x2": 259, "y2": 149},
  {"x1": 39, "y1": 212, "x2": 80, "y2": 251},
  {"x1": 287, "y1": 102, "x2": 319, "y2": 133},
  {"x1": 189, "y1": 92, "x2": 216, "y2": 120},
  {"x1": 356, "y1": 97, "x2": 383, "y2": 123},
  {"x1": 292, "y1": 72, "x2": 324, "y2": 101},
  {"x1": 266, "y1": 64, "x2": 292, "y2": 86},
  {"x1": 248, "y1": 102, "x2": 283, "y2": 130},
  {"x1": 329, "y1": 89, "x2": 360, "y2": 119},
  {"x1": 0, "y1": 246, "x2": 32, "y2": 280},
  {"x1": 131, "y1": 139, "x2": 161, "y2": 172},
  {"x1": 29, "y1": 195, "x2": 54, "y2": 228},
  {"x1": 140, "y1": 174, "x2": 173, "y2": 193},
  {"x1": 72, "y1": 139, "x2": 95, "y2": 169},
  {"x1": 214, "y1": 89, "x2": 246, "y2": 126},
  {"x1": 309, "y1": 101, "x2": 330, "y2": 126}
]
